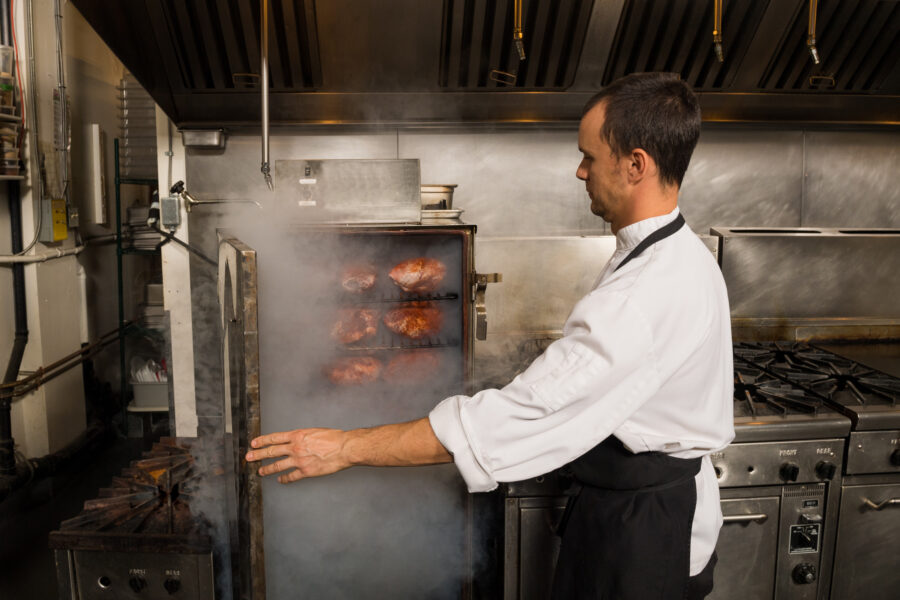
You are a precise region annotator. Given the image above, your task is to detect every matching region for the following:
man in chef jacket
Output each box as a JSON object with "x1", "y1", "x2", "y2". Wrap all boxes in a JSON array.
[{"x1": 246, "y1": 72, "x2": 734, "y2": 599}]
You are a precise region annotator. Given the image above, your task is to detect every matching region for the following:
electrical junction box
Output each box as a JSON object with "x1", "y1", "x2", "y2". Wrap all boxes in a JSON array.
[
  {"x1": 39, "y1": 198, "x2": 68, "y2": 242},
  {"x1": 83, "y1": 123, "x2": 108, "y2": 225},
  {"x1": 160, "y1": 195, "x2": 181, "y2": 230}
]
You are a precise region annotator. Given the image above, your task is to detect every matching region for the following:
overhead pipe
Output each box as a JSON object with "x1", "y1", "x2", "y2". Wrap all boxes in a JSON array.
[
  {"x1": 513, "y1": 0, "x2": 525, "y2": 60},
  {"x1": 260, "y1": 0, "x2": 273, "y2": 191},
  {"x1": 712, "y1": 0, "x2": 724, "y2": 62},
  {"x1": 2, "y1": 181, "x2": 27, "y2": 476},
  {"x1": 807, "y1": 0, "x2": 820, "y2": 64}
]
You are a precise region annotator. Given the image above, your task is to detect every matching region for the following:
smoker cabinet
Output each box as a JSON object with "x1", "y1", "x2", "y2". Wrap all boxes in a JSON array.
[
  {"x1": 219, "y1": 223, "x2": 481, "y2": 599},
  {"x1": 831, "y1": 481, "x2": 900, "y2": 600}
]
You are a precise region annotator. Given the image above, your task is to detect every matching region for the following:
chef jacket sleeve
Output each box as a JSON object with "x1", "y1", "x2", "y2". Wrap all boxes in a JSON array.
[{"x1": 429, "y1": 290, "x2": 662, "y2": 493}]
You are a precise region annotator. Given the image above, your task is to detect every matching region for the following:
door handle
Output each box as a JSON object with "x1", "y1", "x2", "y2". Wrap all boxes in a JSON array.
[
  {"x1": 862, "y1": 497, "x2": 900, "y2": 511},
  {"x1": 474, "y1": 273, "x2": 502, "y2": 341},
  {"x1": 722, "y1": 513, "x2": 768, "y2": 524}
]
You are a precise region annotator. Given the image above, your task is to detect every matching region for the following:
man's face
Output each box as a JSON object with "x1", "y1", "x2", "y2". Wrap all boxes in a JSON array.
[{"x1": 576, "y1": 103, "x2": 628, "y2": 225}]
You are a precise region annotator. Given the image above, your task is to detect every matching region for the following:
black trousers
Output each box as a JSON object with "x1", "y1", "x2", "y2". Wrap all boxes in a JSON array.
[{"x1": 551, "y1": 437, "x2": 709, "y2": 599}]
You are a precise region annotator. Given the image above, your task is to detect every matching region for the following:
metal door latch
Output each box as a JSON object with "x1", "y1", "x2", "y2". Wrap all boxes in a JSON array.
[{"x1": 474, "y1": 273, "x2": 502, "y2": 341}]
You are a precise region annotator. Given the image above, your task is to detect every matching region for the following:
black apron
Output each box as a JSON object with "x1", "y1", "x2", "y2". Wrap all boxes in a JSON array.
[{"x1": 551, "y1": 213, "x2": 711, "y2": 599}]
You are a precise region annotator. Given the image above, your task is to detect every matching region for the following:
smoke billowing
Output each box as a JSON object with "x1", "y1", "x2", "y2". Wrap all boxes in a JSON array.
[{"x1": 196, "y1": 199, "x2": 472, "y2": 598}]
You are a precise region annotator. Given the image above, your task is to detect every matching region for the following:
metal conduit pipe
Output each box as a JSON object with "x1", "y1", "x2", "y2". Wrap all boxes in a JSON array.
[
  {"x1": 0, "y1": 0, "x2": 9, "y2": 46},
  {"x1": 2, "y1": 181, "x2": 28, "y2": 475},
  {"x1": 0, "y1": 419, "x2": 113, "y2": 503},
  {"x1": 0, "y1": 244, "x2": 85, "y2": 263}
]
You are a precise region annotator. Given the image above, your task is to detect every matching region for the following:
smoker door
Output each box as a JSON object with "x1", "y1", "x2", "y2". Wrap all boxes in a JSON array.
[
  {"x1": 831, "y1": 482, "x2": 900, "y2": 600},
  {"x1": 708, "y1": 496, "x2": 780, "y2": 600},
  {"x1": 218, "y1": 236, "x2": 266, "y2": 600}
]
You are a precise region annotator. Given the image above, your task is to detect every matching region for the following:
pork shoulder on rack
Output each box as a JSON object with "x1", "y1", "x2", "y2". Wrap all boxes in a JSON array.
[{"x1": 388, "y1": 258, "x2": 446, "y2": 294}]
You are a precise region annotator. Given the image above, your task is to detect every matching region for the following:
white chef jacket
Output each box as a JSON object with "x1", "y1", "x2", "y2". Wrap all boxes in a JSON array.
[{"x1": 429, "y1": 206, "x2": 735, "y2": 576}]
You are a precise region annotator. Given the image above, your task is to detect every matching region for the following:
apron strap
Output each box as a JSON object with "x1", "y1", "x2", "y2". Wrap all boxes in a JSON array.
[{"x1": 615, "y1": 213, "x2": 686, "y2": 272}]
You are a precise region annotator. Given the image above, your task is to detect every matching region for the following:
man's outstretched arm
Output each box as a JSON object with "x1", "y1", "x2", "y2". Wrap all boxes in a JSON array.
[{"x1": 245, "y1": 417, "x2": 453, "y2": 483}]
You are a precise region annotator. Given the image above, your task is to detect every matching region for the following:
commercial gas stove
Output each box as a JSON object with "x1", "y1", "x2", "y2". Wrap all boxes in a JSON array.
[
  {"x1": 731, "y1": 341, "x2": 900, "y2": 599},
  {"x1": 49, "y1": 439, "x2": 221, "y2": 599},
  {"x1": 709, "y1": 344, "x2": 852, "y2": 600}
]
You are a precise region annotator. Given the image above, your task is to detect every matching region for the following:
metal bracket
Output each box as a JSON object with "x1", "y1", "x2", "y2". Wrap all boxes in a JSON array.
[{"x1": 474, "y1": 272, "x2": 502, "y2": 341}]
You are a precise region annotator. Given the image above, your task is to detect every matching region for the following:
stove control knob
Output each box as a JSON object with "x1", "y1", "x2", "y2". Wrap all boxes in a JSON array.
[
  {"x1": 792, "y1": 563, "x2": 817, "y2": 585},
  {"x1": 890, "y1": 449, "x2": 900, "y2": 467},
  {"x1": 164, "y1": 579, "x2": 181, "y2": 594},
  {"x1": 129, "y1": 576, "x2": 147, "y2": 592},
  {"x1": 815, "y1": 461, "x2": 837, "y2": 480},
  {"x1": 780, "y1": 462, "x2": 800, "y2": 482},
  {"x1": 714, "y1": 466, "x2": 723, "y2": 479}
]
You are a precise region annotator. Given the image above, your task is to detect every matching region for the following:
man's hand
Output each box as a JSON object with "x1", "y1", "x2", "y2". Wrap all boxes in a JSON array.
[
  {"x1": 246, "y1": 417, "x2": 452, "y2": 484},
  {"x1": 246, "y1": 428, "x2": 351, "y2": 483}
]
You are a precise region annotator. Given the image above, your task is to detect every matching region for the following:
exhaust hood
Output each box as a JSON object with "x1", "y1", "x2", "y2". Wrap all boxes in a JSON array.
[{"x1": 73, "y1": 0, "x2": 899, "y2": 128}]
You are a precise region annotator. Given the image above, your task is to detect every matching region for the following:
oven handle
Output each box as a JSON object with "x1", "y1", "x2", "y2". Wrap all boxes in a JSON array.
[
  {"x1": 862, "y1": 497, "x2": 900, "y2": 511},
  {"x1": 474, "y1": 273, "x2": 502, "y2": 341},
  {"x1": 722, "y1": 513, "x2": 768, "y2": 524}
]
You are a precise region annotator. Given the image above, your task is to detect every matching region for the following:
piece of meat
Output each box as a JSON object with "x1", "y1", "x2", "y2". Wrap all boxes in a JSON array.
[
  {"x1": 383, "y1": 351, "x2": 441, "y2": 385},
  {"x1": 323, "y1": 356, "x2": 382, "y2": 385},
  {"x1": 389, "y1": 258, "x2": 447, "y2": 294},
  {"x1": 341, "y1": 264, "x2": 377, "y2": 294},
  {"x1": 383, "y1": 303, "x2": 443, "y2": 339},
  {"x1": 331, "y1": 308, "x2": 379, "y2": 344}
]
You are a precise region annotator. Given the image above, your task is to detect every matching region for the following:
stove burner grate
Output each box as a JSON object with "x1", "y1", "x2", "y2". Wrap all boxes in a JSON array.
[
  {"x1": 733, "y1": 361, "x2": 822, "y2": 417},
  {"x1": 734, "y1": 342, "x2": 900, "y2": 407},
  {"x1": 57, "y1": 438, "x2": 218, "y2": 536}
]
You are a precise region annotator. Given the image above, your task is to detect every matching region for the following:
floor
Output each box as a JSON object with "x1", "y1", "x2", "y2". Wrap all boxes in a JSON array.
[{"x1": 0, "y1": 432, "x2": 153, "y2": 599}]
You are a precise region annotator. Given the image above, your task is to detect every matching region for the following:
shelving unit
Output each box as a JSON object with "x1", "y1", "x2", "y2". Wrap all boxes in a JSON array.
[{"x1": 113, "y1": 138, "x2": 164, "y2": 431}]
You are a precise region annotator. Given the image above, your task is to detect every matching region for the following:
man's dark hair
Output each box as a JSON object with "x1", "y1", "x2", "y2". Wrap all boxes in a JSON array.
[{"x1": 583, "y1": 72, "x2": 701, "y2": 188}]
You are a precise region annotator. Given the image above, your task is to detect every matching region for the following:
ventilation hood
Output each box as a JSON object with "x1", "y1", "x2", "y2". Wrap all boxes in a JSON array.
[{"x1": 73, "y1": 0, "x2": 899, "y2": 128}]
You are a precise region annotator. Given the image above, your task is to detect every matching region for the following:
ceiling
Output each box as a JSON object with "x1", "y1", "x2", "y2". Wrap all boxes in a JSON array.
[{"x1": 73, "y1": 0, "x2": 900, "y2": 128}]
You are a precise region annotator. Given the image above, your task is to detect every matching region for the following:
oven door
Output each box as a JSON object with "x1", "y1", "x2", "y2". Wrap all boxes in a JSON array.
[
  {"x1": 218, "y1": 226, "x2": 475, "y2": 599},
  {"x1": 708, "y1": 496, "x2": 780, "y2": 600},
  {"x1": 831, "y1": 481, "x2": 900, "y2": 600},
  {"x1": 219, "y1": 235, "x2": 266, "y2": 600}
]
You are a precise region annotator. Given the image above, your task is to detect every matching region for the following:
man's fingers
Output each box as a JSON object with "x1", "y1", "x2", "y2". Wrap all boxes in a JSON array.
[
  {"x1": 257, "y1": 457, "x2": 297, "y2": 477},
  {"x1": 245, "y1": 442, "x2": 292, "y2": 463},
  {"x1": 250, "y1": 431, "x2": 292, "y2": 448},
  {"x1": 278, "y1": 469, "x2": 307, "y2": 484}
]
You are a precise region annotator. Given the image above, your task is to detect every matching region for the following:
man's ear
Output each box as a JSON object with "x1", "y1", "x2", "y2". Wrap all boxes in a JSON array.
[{"x1": 626, "y1": 149, "x2": 651, "y2": 184}]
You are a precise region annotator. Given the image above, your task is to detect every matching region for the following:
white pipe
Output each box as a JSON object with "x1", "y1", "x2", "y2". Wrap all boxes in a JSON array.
[
  {"x1": 0, "y1": 245, "x2": 84, "y2": 264},
  {"x1": 76, "y1": 262, "x2": 89, "y2": 344}
]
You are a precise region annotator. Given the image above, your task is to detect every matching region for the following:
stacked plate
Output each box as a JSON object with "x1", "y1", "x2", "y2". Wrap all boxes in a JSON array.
[
  {"x1": 126, "y1": 205, "x2": 163, "y2": 250},
  {"x1": 139, "y1": 282, "x2": 166, "y2": 331}
]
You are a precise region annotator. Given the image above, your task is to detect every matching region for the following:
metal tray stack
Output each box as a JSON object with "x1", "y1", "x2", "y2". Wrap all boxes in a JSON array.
[{"x1": 119, "y1": 73, "x2": 157, "y2": 180}]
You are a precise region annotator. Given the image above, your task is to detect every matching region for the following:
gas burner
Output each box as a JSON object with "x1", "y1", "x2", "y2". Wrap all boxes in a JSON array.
[
  {"x1": 57, "y1": 438, "x2": 220, "y2": 536},
  {"x1": 733, "y1": 361, "x2": 822, "y2": 417}
]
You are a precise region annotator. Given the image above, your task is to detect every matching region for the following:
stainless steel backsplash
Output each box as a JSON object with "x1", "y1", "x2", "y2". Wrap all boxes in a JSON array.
[{"x1": 186, "y1": 127, "x2": 900, "y2": 236}]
